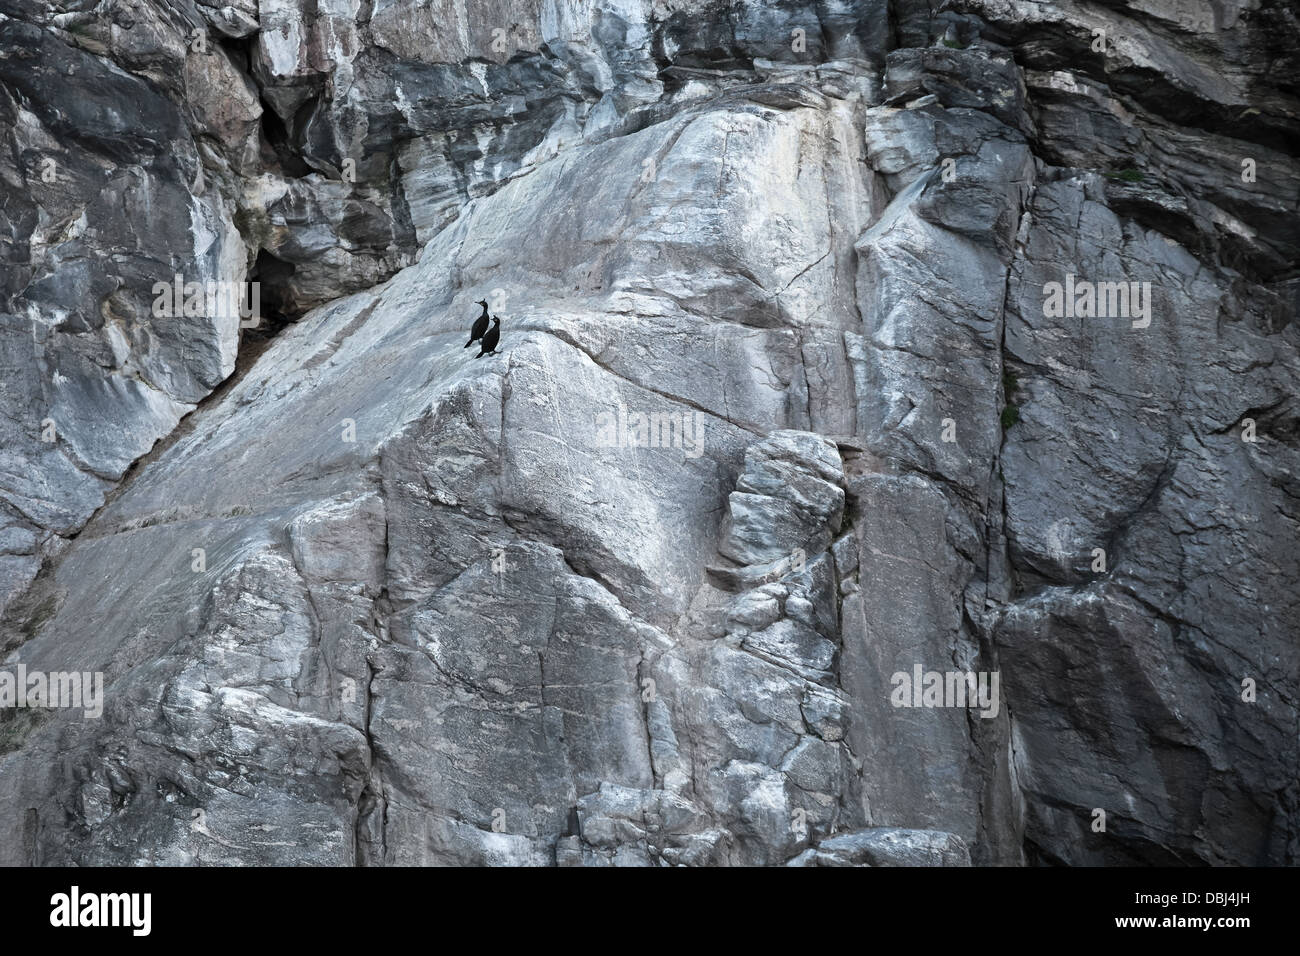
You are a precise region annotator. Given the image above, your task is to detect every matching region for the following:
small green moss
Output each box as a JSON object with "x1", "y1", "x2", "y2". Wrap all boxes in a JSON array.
[
  {"x1": 1105, "y1": 167, "x2": 1144, "y2": 183},
  {"x1": 1001, "y1": 404, "x2": 1020, "y2": 430},
  {"x1": 0, "y1": 708, "x2": 50, "y2": 755},
  {"x1": 941, "y1": 38, "x2": 967, "y2": 49},
  {"x1": 1002, "y1": 369, "x2": 1020, "y2": 394}
]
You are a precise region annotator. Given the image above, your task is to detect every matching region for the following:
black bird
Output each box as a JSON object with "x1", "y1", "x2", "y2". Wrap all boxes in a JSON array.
[
  {"x1": 464, "y1": 299, "x2": 490, "y2": 347},
  {"x1": 475, "y1": 316, "x2": 501, "y2": 358}
]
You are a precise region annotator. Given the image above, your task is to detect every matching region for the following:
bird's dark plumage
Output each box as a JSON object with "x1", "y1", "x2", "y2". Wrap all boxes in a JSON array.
[
  {"x1": 475, "y1": 316, "x2": 500, "y2": 358},
  {"x1": 464, "y1": 299, "x2": 490, "y2": 347}
]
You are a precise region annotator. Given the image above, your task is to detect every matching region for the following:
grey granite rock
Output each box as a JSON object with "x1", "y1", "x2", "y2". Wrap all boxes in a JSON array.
[
  {"x1": 788, "y1": 827, "x2": 972, "y2": 866},
  {"x1": 0, "y1": 0, "x2": 1295, "y2": 867}
]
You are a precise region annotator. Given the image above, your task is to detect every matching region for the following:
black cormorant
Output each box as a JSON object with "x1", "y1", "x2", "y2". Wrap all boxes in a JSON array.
[
  {"x1": 464, "y1": 299, "x2": 490, "y2": 347},
  {"x1": 475, "y1": 316, "x2": 501, "y2": 358}
]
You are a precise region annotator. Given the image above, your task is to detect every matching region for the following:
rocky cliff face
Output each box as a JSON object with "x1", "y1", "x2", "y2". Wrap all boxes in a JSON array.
[{"x1": 0, "y1": 0, "x2": 1295, "y2": 866}]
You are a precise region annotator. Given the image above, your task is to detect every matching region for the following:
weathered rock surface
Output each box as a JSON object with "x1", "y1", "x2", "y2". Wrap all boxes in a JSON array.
[
  {"x1": 788, "y1": 827, "x2": 972, "y2": 866},
  {"x1": 0, "y1": 0, "x2": 1295, "y2": 866}
]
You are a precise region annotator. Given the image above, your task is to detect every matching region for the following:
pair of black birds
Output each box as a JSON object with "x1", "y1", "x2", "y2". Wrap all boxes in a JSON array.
[{"x1": 464, "y1": 299, "x2": 501, "y2": 357}]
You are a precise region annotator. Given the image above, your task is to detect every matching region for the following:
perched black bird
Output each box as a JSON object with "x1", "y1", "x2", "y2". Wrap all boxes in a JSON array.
[
  {"x1": 464, "y1": 299, "x2": 490, "y2": 347},
  {"x1": 475, "y1": 316, "x2": 501, "y2": 358}
]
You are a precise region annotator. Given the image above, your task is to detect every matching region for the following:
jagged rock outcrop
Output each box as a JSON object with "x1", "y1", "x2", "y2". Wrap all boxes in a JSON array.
[{"x1": 0, "y1": 0, "x2": 1295, "y2": 866}]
